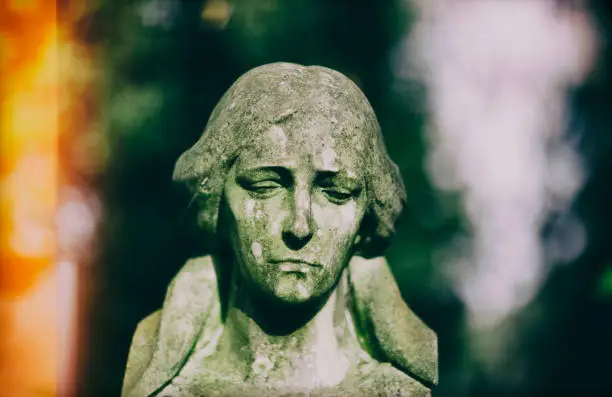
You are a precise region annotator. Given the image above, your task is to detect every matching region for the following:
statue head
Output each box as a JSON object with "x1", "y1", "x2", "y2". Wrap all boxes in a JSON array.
[{"x1": 173, "y1": 63, "x2": 406, "y2": 306}]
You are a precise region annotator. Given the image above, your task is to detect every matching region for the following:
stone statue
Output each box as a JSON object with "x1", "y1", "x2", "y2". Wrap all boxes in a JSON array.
[{"x1": 121, "y1": 63, "x2": 437, "y2": 397}]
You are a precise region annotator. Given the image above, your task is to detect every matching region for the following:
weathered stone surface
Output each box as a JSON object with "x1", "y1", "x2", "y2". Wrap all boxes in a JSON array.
[{"x1": 122, "y1": 63, "x2": 437, "y2": 397}]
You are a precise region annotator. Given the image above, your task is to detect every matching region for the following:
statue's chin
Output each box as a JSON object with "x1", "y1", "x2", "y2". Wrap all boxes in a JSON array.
[
  {"x1": 245, "y1": 269, "x2": 336, "y2": 313},
  {"x1": 271, "y1": 274, "x2": 316, "y2": 304}
]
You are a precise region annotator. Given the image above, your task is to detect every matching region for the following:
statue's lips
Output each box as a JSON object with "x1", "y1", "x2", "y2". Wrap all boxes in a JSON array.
[{"x1": 269, "y1": 258, "x2": 322, "y2": 273}]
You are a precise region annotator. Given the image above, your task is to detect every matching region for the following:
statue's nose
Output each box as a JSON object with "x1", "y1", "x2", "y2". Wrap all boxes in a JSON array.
[{"x1": 282, "y1": 186, "x2": 315, "y2": 250}]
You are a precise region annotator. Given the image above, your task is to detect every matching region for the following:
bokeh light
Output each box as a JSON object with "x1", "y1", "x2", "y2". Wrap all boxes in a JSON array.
[
  {"x1": 1, "y1": 1, "x2": 102, "y2": 396},
  {"x1": 1, "y1": 0, "x2": 59, "y2": 395}
]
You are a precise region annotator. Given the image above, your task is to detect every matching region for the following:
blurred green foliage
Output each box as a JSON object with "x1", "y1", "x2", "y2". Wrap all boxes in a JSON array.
[{"x1": 596, "y1": 265, "x2": 612, "y2": 298}]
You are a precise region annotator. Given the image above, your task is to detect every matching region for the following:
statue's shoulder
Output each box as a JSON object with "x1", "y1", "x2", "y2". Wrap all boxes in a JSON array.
[
  {"x1": 126, "y1": 254, "x2": 218, "y2": 356},
  {"x1": 348, "y1": 256, "x2": 438, "y2": 386},
  {"x1": 122, "y1": 310, "x2": 162, "y2": 395},
  {"x1": 132, "y1": 310, "x2": 162, "y2": 347},
  {"x1": 122, "y1": 254, "x2": 218, "y2": 396},
  {"x1": 363, "y1": 361, "x2": 432, "y2": 397}
]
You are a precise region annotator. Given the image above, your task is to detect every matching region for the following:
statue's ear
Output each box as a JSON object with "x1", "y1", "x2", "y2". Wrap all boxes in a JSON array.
[
  {"x1": 352, "y1": 232, "x2": 388, "y2": 260},
  {"x1": 352, "y1": 211, "x2": 392, "y2": 259},
  {"x1": 352, "y1": 215, "x2": 375, "y2": 259}
]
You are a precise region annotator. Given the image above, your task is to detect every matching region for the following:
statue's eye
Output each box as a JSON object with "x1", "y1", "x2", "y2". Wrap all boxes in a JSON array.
[
  {"x1": 316, "y1": 172, "x2": 362, "y2": 205},
  {"x1": 246, "y1": 180, "x2": 282, "y2": 197},
  {"x1": 322, "y1": 188, "x2": 353, "y2": 204}
]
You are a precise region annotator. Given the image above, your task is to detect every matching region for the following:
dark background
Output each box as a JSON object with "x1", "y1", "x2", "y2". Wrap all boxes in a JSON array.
[{"x1": 66, "y1": 1, "x2": 612, "y2": 396}]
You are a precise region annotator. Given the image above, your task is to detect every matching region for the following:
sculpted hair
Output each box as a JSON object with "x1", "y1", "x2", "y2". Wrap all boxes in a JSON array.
[{"x1": 173, "y1": 62, "x2": 406, "y2": 256}]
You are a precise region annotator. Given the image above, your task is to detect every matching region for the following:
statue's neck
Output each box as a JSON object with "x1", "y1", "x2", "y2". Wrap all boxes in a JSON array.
[{"x1": 216, "y1": 270, "x2": 351, "y2": 389}]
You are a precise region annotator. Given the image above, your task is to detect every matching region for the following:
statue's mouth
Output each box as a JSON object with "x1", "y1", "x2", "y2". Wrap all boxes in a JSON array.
[{"x1": 270, "y1": 258, "x2": 322, "y2": 273}]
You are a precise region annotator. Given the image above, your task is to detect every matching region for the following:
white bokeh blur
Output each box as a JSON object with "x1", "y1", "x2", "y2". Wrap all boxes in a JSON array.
[{"x1": 397, "y1": 0, "x2": 598, "y2": 333}]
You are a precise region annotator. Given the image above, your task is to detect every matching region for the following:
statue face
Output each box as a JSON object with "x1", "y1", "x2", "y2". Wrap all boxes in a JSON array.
[{"x1": 223, "y1": 119, "x2": 367, "y2": 305}]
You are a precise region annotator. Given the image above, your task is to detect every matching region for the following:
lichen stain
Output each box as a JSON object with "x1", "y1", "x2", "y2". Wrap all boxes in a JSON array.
[
  {"x1": 245, "y1": 200, "x2": 255, "y2": 218},
  {"x1": 251, "y1": 241, "x2": 263, "y2": 260},
  {"x1": 320, "y1": 147, "x2": 338, "y2": 170},
  {"x1": 266, "y1": 125, "x2": 287, "y2": 151}
]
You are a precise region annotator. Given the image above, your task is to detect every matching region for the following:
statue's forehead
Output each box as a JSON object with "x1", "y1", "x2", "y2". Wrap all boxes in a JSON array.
[
  {"x1": 245, "y1": 89, "x2": 370, "y2": 145},
  {"x1": 236, "y1": 119, "x2": 365, "y2": 173}
]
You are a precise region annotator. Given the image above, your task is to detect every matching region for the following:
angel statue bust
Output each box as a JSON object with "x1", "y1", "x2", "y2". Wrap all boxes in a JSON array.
[{"x1": 121, "y1": 62, "x2": 437, "y2": 397}]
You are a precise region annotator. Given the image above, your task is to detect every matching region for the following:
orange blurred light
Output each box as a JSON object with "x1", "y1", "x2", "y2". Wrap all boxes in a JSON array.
[{"x1": 0, "y1": 0, "x2": 60, "y2": 395}]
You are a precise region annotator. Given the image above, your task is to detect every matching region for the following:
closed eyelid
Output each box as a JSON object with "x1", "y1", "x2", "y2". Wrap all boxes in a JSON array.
[
  {"x1": 235, "y1": 167, "x2": 363, "y2": 192},
  {"x1": 236, "y1": 167, "x2": 292, "y2": 182},
  {"x1": 315, "y1": 172, "x2": 363, "y2": 191}
]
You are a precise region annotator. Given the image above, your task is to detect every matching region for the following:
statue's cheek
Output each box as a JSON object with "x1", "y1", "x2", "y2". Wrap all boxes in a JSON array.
[
  {"x1": 256, "y1": 197, "x2": 289, "y2": 237},
  {"x1": 240, "y1": 200, "x2": 285, "y2": 260},
  {"x1": 237, "y1": 198, "x2": 272, "y2": 231},
  {"x1": 310, "y1": 204, "x2": 360, "y2": 266},
  {"x1": 314, "y1": 202, "x2": 360, "y2": 238}
]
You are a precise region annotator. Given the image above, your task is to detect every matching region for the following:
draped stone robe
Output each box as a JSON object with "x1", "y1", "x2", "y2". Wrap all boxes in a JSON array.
[{"x1": 121, "y1": 255, "x2": 438, "y2": 397}]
